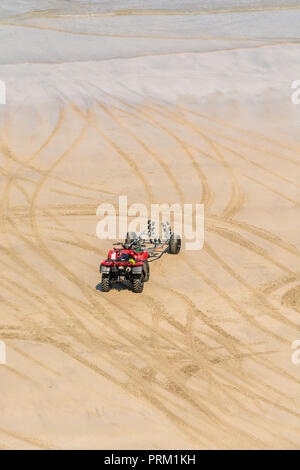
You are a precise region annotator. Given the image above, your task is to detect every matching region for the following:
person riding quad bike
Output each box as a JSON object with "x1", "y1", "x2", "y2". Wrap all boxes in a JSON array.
[
  {"x1": 99, "y1": 225, "x2": 180, "y2": 293},
  {"x1": 100, "y1": 241, "x2": 149, "y2": 293}
]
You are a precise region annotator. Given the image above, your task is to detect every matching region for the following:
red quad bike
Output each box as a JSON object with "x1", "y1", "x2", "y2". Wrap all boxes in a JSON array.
[{"x1": 100, "y1": 220, "x2": 181, "y2": 293}]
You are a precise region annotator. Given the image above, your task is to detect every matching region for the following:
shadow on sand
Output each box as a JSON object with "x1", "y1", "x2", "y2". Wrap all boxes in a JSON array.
[{"x1": 96, "y1": 281, "x2": 133, "y2": 293}]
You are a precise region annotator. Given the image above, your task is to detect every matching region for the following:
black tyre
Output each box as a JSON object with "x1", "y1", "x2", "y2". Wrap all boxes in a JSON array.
[
  {"x1": 101, "y1": 276, "x2": 110, "y2": 292},
  {"x1": 125, "y1": 232, "x2": 137, "y2": 244},
  {"x1": 143, "y1": 260, "x2": 150, "y2": 282},
  {"x1": 169, "y1": 234, "x2": 181, "y2": 254},
  {"x1": 132, "y1": 278, "x2": 144, "y2": 293}
]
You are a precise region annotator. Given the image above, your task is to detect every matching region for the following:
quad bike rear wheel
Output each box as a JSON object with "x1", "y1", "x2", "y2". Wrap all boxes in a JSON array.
[
  {"x1": 143, "y1": 260, "x2": 150, "y2": 282},
  {"x1": 101, "y1": 276, "x2": 110, "y2": 292},
  {"x1": 169, "y1": 234, "x2": 181, "y2": 254},
  {"x1": 132, "y1": 278, "x2": 144, "y2": 293}
]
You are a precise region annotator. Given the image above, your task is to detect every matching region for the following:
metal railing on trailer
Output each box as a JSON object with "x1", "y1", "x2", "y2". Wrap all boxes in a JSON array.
[{"x1": 134, "y1": 220, "x2": 175, "y2": 262}]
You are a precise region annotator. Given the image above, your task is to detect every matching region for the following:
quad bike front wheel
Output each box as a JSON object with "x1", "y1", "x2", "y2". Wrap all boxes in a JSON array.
[
  {"x1": 101, "y1": 276, "x2": 110, "y2": 292},
  {"x1": 169, "y1": 234, "x2": 181, "y2": 254}
]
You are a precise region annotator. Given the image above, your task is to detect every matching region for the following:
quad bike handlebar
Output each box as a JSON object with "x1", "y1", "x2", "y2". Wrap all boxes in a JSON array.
[{"x1": 113, "y1": 240, "x2": 144, "y2": 250}]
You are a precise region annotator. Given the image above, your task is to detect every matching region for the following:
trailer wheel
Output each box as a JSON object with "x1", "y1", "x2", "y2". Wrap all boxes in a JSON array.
[
  {"x1": 125, "y1": 232, "x2": 137, "y2": 244},
  {"x1": 101, "y1": 276, "x2": 110, "y2": 292},
  {"x1": 169, "y1": 234, "x2": 181, "y2": 254},
  {"x1": 132, "y1": 278, "x2": 144, "y2": 293}
]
